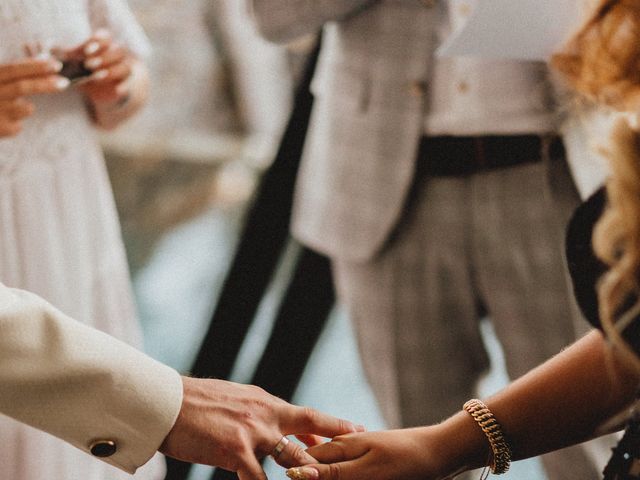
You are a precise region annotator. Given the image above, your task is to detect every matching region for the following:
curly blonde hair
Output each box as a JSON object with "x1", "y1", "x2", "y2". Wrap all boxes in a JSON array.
[{"x1": 552, "y1": 0, "x2": 640, "y2": 367}]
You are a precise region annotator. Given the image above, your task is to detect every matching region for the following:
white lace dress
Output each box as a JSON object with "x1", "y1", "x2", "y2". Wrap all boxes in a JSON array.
[{"x1": 0, "y1": 1, "x2": 165, "y2": 478}]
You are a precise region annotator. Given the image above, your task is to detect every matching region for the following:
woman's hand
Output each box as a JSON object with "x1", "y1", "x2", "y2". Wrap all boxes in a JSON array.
[
  {"x1": 55, "y1": 29, "x2": 148, "y2": 129},
  {"x1": 159, "y1": 377, "x2": 364, "y2": 480},
  {"x1": 285, "y1": 427, "x2": 466, "y2": 480},
  {"x1": 0, "y1": 58, "x2": 69, "y2": 137},
  {"x1": 63, "y1": 29, "x2": 135, "y2": 105}
]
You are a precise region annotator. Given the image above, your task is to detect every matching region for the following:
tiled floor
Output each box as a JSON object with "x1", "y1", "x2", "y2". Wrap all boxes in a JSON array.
[{"x1": 133, "y1": 204, "x2": 545, "y2": 480}]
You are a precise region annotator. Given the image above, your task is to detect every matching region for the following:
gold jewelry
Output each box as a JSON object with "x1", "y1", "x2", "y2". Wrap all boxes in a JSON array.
[
  {"x1": 271, "y1": 436, "x2": 289, "y2": 459},
  {"x1": 463, "y1": 399, "x2": 512, "y2": 475}
]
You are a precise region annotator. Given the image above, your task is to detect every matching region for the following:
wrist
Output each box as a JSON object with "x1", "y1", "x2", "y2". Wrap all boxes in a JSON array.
[{"x1": 425, "y1": 411, "x2": 494, "y2": 477}]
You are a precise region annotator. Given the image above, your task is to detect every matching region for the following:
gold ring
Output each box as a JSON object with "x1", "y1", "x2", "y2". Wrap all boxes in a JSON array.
[{"x1": 271, "y1": 436, "x2": 289, "y2": 458}]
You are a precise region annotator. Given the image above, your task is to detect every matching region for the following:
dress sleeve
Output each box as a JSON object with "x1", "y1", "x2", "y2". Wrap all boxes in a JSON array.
[{"x1": 88, "y1": 0, "x2": 151, "y2": 59}]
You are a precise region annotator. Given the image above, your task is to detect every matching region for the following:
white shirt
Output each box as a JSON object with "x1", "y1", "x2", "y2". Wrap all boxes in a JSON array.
[{"x1": 424, "y1": 0, "x2": 558, "y2": 135}]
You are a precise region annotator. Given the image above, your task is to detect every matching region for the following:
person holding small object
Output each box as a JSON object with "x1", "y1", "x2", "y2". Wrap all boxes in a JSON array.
[
  {"x1": 51, "y1": 27, "x2": 149, "y2": 129},
  {"x1": 0, "y1": 2, "x2": 161, "y2": 478},
  {"x1": 281, "y1": 1, "x2": 640, "y2": 479}
]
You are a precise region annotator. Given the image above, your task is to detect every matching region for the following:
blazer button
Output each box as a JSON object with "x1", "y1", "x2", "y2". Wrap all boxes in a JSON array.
[
  {"x1": 89, "y1": 440, "x2": 117, "y2": 457},
  {"x1": 409, "y1": 80, "x2": 428, "y2": 98}
]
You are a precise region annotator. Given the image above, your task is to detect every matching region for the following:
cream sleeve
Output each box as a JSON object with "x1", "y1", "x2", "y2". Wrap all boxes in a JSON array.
[{"x1": 0, "y1": 282, "x2": 183, "y2": 474}]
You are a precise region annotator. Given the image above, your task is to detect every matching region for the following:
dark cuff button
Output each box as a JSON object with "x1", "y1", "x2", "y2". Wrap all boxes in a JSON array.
[{"x1": 89, "y1": 440, "x2": 117, "y2": 457}]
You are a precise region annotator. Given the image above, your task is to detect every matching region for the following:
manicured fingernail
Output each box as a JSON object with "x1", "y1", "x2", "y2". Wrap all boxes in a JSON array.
[
  {"x1": 84, "y1": 42, "x2": 100, "y2": 56},
  {"x1": 356, "y1": 424, "x2": 366, "y2": 432},
  {"x1": 115, "y1": 83, "x2": 129, "y2": 97},
  {"x1": 286, "y1": 467, "x2": 319, "y2": 480},
  {"x1": 49, "y1": 60, "x2": 63, "y2": 72},
  {"x1": 36, "y1": 51, "x2": 53, "y2": 60},
  {"x1": 92, "y1": 69, "x2": 108, "y2": 80},
  {"x1": 94, "y1": 28, "x2": 110, "y2": 39},
  {"x1": 84, "y1": 57, "x2": 102, "y2": 70},
  {"x1": 55, "y1": 77, "x2": 70, "y2": 90}
]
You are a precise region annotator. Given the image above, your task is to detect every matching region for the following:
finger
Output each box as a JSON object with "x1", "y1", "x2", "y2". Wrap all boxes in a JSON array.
[
  {"x1": 282, "y1": 406, "x2": 361, "y2": 438},
  {"x1": 1, "y1": 98, "x2": 35, "y2": 121},
  {"x1": 236, "y1": 453, "x2": 267, "y2": 480},
  {"x1": 0, "y1": 59, "x2": 62, "y2": 84},
  {"x1": 306, "y1": 437, "x2": 368, "y2": 464},
  {"x1": 82, "y1": 29, "x2": 112, "y2": 58},
  {"x1": 295, "y1": 434, "x2": 325, "y2": 448},
  {"x1": 84, "y1": 44, "x2": 127, "y2": 71},
  {"x1": 0, "y1": 76, "x2": 69, "y2": 101},
  {"x1": 287, "y1": 461, "x2": 361, "y2": 480},
  {"x1": 87, "y1": 61, "x2": 131, "y2": 85},
  {"x1": 274, "y1": 437, "x2": 318, "y2": 469},
  {"x1": 0, "y1": 120, "x2": 23, "y2": 138}
]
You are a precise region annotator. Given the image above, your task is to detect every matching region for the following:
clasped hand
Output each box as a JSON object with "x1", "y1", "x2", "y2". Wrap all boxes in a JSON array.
[{"x1": 159, "y1": 377, "x2": 366, "y2": 480}]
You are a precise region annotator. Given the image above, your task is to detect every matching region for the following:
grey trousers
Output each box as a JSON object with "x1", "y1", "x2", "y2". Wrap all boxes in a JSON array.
[{"x1": 332, "y1": 155, "x2": 601, "y2": 479}]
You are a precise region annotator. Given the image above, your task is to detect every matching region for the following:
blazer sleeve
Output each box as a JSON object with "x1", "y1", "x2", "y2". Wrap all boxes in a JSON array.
[
  {"x1": 249, "y1": 0, "x2": 379, "y2": 43},
  {"x1": 0, "y1": 283, "x2": 184, "y2": 474}
]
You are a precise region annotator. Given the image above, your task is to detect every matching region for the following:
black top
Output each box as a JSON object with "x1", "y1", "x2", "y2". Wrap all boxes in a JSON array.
[{"x1": 566, "y1": 187, "x2": 640, "y2": 353}]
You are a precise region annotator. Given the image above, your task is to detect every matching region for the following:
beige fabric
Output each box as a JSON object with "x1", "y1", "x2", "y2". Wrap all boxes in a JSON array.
[
  {"x1": 250, "y1": 0, "x2": 608, "y2": 261},
  {"x1": 424, "y1": 0, "x2": 558, "y2": 136},
  {"x1": 252, "y1": 0, "x2": 437, "y2": 261},
  {"x1": 0, "y1": 283, "x2": 183, "y2": 474}
]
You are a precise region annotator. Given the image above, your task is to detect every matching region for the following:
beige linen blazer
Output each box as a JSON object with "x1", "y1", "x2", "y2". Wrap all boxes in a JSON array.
[
  {"x1": 0, "y1": 283, "x2": 183, "y2": 474},
  {"x1": 250, "y1": 0, "x2": 607, "y2": 261},
  {"x1": 250, "y1": 0, "x2": 440, "y2": 262}
]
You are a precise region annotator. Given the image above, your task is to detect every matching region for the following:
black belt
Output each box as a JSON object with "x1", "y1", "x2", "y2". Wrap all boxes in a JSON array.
[{"x1": 417, "y1": 134, "x2": 564, "y2": 177}]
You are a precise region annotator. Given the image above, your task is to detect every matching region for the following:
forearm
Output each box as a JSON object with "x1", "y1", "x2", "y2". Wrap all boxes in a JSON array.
[
  {"x1": 435, "y1": 330, "x2": 640, "y2": 474},
  {"x1": 249, "y1": 0, "x2": 378, "y2": 43},
  {"x1": 89, "y1": 60, "x2": 148, "y2": 130}
]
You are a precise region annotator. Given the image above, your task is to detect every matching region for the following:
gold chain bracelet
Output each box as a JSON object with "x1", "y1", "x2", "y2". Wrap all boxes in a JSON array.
[{"x1": 463, "y1": 399, "x2": 512, "y2": 475}]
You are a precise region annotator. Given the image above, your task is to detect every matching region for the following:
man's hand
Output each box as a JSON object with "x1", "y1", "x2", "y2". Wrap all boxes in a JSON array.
[
  {"x1": 159, "y1": 377, "x2": 363, "y2": 480},
  {"x1": 0, "y1": 58, "x2": 69, "y2": 137}
]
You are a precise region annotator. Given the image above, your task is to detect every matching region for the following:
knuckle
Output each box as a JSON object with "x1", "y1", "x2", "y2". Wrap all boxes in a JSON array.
[
  {"x1": 328, "y1": 463, "x2": 343, "y2": 480},
  {"x1": 301, "y1": 406, "x2": 320, "y2": 425},
  {"x1": 248, "y1": 384, "x2": 267, "y2": 396},
  {"x1": 336, "y1": 418, "x2": 352, "y2": 433},
  {"x1": 13, "y1": 81, "x2": 28, "y2": 96},
  {"x1": 288, "y1": 442, "x2": 306, "y2": 461}
]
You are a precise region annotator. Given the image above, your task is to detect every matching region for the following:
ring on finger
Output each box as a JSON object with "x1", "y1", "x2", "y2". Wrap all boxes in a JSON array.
[{"x1": 271, "y1": 436, "x2": 289, "y2": 459}]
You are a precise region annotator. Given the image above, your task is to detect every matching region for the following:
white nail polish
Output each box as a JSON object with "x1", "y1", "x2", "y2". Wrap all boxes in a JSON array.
[
  {"x1": 35, "y1": 51, "x2": 53, "y2": 60},
  {"x1": 50, "y1": 60, "x2": 63, "y2": 72},
  {"x1": 84, "y1": 42, "x2": 100, "y2": 56},
  {"x1": 85, "y1": 57, "x2": 102, "y2": 70},
  {"x1": 55, "y1": 77, "x2": 71, "y2": 90},
  {"x1": 92, "y1": 69, "x2": 108, "y2": 81}
]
